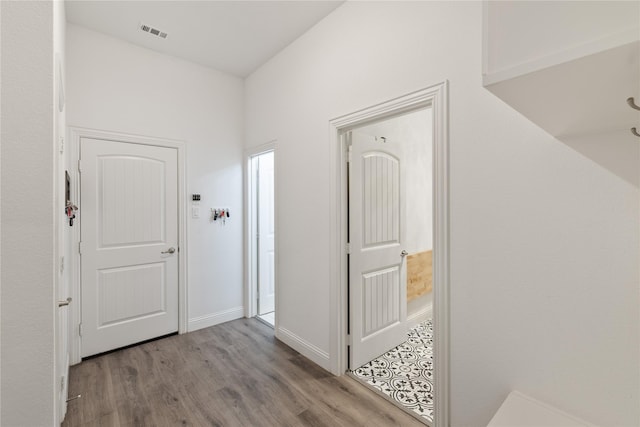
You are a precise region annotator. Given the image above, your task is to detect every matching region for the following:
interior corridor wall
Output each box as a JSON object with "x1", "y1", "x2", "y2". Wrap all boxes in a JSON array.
[
  {"x1": 1, "y1": 1, "x2": 57, "y2": 424},
  {"x1": 66, "y1": 24, "x2": 245, "y2": 332},
  {"x1": 244, "y1": 2, "x2": 639, "y2": 426}
]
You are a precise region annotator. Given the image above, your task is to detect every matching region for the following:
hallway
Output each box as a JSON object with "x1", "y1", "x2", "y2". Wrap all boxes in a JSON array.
[{"x1": 63, "y1": 318, "x2": 424, "y2": 426}]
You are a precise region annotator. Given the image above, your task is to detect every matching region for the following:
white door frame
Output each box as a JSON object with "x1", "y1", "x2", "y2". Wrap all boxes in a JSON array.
[
  {"x1": 328, "y1": 82, "x2": 450, "y2": 427},
  {"x1": 67, "y1": 127, "x2": 188, "y2": 364},
  {"x1": 244, "y1": 141, "x2": 278, "y2": 323}
]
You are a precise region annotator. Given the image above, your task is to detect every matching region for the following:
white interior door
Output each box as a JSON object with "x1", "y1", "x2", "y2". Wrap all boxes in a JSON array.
[
  {"x1": 349, "y1": 130, "x2": 407, "y2": 369},
  {"x1": 257, "y1": 151, "x2": 275, "y2": 315},
  {"x1": 80, "y1": 137, "x2": 178, "y2": 357}
]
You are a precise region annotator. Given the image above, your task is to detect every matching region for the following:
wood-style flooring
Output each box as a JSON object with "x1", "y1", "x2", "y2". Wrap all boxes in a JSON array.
[{"x1": 63, "y1": 318, "x2": 425, "y2": 427}]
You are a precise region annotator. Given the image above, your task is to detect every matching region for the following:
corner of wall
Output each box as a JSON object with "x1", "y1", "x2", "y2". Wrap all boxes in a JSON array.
[
  {"x1": 276, "y1": 326, "x2": 331, "y2": 372},
  {"x1": 1, "y1": 1, "x2": 57, "y2": 425}
]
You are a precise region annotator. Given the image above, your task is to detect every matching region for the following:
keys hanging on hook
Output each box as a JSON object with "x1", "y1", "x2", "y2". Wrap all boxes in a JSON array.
[
  {"x1": 66, "y1": 202, "x2": 78, "y2": 226},
  {"x1": 210, "y1": 207, "x2": 230, "y2": 224}
]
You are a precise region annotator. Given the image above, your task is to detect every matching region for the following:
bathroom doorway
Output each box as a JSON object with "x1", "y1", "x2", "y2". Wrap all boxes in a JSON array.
[
  {"x1": 346, "y1": 108, "x2": 434, "y2": 424},
  {"x1": 329, "y1": 83, "x2": 450, "y2": 427},
  {"x1": 248, "y1": 148, "x2": 276, "y2": 327}
]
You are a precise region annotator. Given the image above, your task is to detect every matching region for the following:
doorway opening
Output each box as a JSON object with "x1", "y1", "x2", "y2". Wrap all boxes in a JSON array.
[
  {"x1": 248, "y1": 149, "x2": 276, "y2": 327},
  {"x1": 329, "y1": 83, "x2": 449, "y2": 427},
  {"x1": 346, "y1": 108, "x2": 434, "y2": 424}
]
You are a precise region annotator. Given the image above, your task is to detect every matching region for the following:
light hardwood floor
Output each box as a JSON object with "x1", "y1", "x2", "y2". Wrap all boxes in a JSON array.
[{"x1": 63, "y1": 318, "x2": 425, "y2": 427}]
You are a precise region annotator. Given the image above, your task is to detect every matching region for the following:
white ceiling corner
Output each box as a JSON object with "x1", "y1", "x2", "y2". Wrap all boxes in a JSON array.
[{"x1": 65, "y1": 0, "x2": 344, "y2": 77}]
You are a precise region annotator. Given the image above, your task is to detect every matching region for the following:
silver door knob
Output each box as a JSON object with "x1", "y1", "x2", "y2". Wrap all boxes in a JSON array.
[
  {"x1": 58, "y1": 297, "x2": 72, "y2": 307},
  {"x1": 161, "y1": 247, "x2": 176, "y2": 254},
  {"x1": 401, "y1": 250, "x2": 408, "y2": 257}
]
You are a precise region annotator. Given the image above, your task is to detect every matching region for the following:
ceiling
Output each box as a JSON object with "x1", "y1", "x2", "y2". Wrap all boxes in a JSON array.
[{"x1": 65, "y1": 1, "x2": 344, "y2": 77}]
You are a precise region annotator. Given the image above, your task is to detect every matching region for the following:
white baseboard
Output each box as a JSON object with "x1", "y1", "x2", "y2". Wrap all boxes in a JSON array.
[
  {"x1": 408, "y1": 303, "x2": 433, "y2": 329},
  {"x1": 188, "y1": 306, "x2": 244, "y2": 332},
  {"x1": 277, "y1": 326, "x2": 331, "y2": 371}
]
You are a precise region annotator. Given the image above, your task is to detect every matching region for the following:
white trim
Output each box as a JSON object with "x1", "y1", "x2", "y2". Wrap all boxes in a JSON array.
[
  {"x1": 432, "y1": 81, "x2": 451, "y2": 427},
  {"x1": 243, "y1": 142, "x2": 277, "y2": 325},
  {"x1": 68, "y1": 129, "x2": 81, "y2": 365},
  {"x1": 188, "y1": 307, "x2": 244, "y2": 332},
  {"x1": 483, "y1": 27, "x2": 639, "y2": 86},
  {"x1": 329, "y1": 88, "x2": 441, "y2": 130},
  {"x1": 487, "y1": 391, "x2": 600, "y2": 427},
  {"x1": 245, "y1": 141, "x2": 277, "y2": 158},
  {"x1": 277, "y1": 326, "x2": 331, "y2": 371},
  {"x1": 67, "y1": 126, "x2": 188, "y2": 364},
  {"x1": 328, "y1": 82, "x2": 450, "y2": 427},
  {"x1": 408, "y1": 304, "x2": 433, "y2": 329}
]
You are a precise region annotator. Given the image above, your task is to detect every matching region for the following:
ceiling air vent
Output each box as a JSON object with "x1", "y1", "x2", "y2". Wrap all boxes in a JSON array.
[{"x1": 140, "y1": 23, "x2": 168, "y2": 39}]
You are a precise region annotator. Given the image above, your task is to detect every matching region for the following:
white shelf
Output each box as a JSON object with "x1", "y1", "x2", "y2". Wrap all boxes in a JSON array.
[
  {"x1": 482, "y1": 1, "x2": 640, "y2": 186},
  {"x1": 484, "y1": 40, "x2": 639, "y2": 139}
]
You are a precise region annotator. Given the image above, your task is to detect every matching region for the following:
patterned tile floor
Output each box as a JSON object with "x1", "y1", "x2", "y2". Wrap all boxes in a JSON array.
[{"x1": 351, "y1": 320, "x2": 434, "y2": 424}]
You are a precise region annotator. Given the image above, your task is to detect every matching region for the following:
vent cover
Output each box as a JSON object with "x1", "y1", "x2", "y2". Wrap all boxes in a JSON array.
[{"x1": 140, "y1": 23, "x2": 168, "y2": 39}]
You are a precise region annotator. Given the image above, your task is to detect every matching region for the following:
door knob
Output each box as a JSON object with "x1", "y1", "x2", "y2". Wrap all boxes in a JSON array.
[
  {"x1": 58, "y1": 297, "x2": 72, "y2": 307},
  {"x1": 401, "y1": 250, "x2": 408, "y2": 257},
  {"x1": 161, "y1": 247, "x2": 176, "y2": 254}
]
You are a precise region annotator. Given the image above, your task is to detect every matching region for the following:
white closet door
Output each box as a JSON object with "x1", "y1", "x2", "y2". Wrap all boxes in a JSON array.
[{"x1": 80, "y1": 137, "x2": 178, "y2": 357}]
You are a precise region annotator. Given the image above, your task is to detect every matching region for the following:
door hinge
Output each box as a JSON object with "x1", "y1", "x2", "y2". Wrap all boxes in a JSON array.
[
  {"x1": 346, "y1": 243, "x2": 350, "y2": 254},
  {"x1": 78, "y1": 241, "x2": 82, "y2": 254},
  {"x1": 346, "y1": 132, "x2": 353, "y2": 163},
  {"x1": 78, "y1": 323, "x2": 83, "y2": 337},
  {"x1": 77, "y1": 159, "x2": 82, "y2": 173},
  {"x1": 347, "y1": 334, "x2": 352, "y2": 345},
  {"x1": 60, "y1": 375, "x2": 65, "y2": 392}
]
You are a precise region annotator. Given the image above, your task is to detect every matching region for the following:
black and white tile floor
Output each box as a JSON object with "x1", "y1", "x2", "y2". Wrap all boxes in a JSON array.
[{"x1": 351, "y1": 320, "x2": 434, "y2": 424}]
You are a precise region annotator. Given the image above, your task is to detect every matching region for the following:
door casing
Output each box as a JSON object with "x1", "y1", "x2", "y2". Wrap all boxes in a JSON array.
[
  {"x1": 67, "y1": 127, "x2": 188, "y2": 364},
  {"x1": 328, "y1": 82, "x2": 450, "y2": 427}
]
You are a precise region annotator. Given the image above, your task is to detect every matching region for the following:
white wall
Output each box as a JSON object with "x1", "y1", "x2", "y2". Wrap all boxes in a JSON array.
[
  {"x1": 1, "y1": 0, "x2": 3, "y2": 420},
  {"x1": 245, "y1": 2, "x2": 639, "y2": 426},
  {"x1": 1, "y1": 2, "x2": 3, "y2": 419},
  {"x1": 66, "y1": 24, "x2": 245, "y2": 332},
  {"x1": 484, "y1": 1, "x2": 639, "y2": 75},
  {"x1": 1, "y1": 1, "x2": 57, "y2": 425}
]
